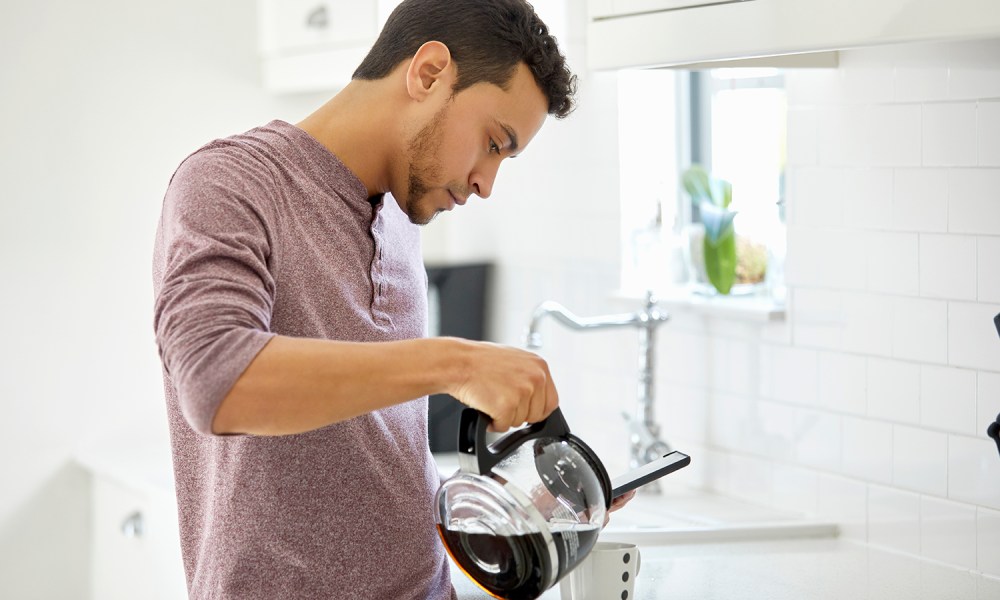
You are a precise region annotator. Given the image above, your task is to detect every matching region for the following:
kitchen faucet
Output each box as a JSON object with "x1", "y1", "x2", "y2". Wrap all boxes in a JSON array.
[{"x1": 525, "y1": 291, "x2": 672, "y2": 490}]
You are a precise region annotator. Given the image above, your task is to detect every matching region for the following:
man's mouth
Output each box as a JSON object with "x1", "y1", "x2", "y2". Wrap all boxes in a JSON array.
[{"x1": 448, "y1": 191, "x2": 466, "y2": 209}]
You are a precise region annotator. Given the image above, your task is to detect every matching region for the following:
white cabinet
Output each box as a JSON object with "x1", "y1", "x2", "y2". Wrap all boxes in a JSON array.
[
  {"x1": 587, "y1": 0, "x2": 1000, "y2": 70},
  {"x1": 78, "y1": 435, "x2": 186, "y2": 600},
  {"x1": 89, "y1": 474, "x2": 187, "y2": 600},
  {"x1": 257, "y1": 0, "x2": 402, "y2": 93}
]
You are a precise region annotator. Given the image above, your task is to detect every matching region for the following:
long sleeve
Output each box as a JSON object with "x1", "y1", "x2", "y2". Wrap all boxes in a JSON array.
[{"x1": 152, "y1": 149, "x2": 278, "y2": 435}]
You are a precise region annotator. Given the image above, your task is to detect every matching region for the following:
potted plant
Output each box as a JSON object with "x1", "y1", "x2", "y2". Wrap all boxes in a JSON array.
[
  {"x1": 681, "y1": 165, "x2": 769, "y2": 296},
  {"x1": 681, "y1": 165, "x2": 737, "y2": 295}
]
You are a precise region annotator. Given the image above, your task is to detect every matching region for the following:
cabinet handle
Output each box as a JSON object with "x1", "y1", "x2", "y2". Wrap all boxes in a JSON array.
[
  {"x1": 120, "y1": 511, "x2": 144, "y2": 539},
  {"x1": 306, "y1": 5, "x2": 328, "y2": 29}
]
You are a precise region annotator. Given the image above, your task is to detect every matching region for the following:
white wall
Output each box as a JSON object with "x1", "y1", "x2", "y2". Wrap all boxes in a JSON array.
[
  {"x1": 0, "y1": 1, "x2": 325, "y2": 597},
  {"x1": 447, "y1": 35, "x2": 1000, "y2": 580},
  {"x1": 774, "y1": 39, "x2": 1000, "y2": 573}
]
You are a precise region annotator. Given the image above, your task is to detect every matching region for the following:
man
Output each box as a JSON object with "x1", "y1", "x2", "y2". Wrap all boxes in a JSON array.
[{"x1": 153, "y1": 1, "x2": 620, "y2": 597}]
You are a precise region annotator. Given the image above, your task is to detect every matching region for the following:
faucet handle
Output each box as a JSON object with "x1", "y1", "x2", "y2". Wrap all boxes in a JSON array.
[
  {"x1": 644, "y1": 290, "x2": 657, "y2": 305},
  {"x1": 524, "y1": 329, "x2": 543, "y2": 350}
]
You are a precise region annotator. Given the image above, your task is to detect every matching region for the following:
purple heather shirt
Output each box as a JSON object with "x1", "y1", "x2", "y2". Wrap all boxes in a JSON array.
[{"x1": 152, "y1": 120, "x2": 455, "y2": 599}]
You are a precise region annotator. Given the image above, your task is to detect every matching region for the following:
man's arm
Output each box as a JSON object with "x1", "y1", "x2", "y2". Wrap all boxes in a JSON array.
[{"x1": 212, "y1": 335, "x2": 558, "y2": 436}]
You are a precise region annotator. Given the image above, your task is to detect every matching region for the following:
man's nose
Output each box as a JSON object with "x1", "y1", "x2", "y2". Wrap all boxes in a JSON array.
[{"x1": 471, "y1": 161, "x2": 500, "y2": 199}]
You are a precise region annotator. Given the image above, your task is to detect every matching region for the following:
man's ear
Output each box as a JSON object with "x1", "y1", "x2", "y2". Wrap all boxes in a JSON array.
[{"x1": 405, "y1": 41, "x2": 455, "y2": 101}]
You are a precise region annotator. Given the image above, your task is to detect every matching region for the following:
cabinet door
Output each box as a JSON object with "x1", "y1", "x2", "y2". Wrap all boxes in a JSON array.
[
  {"x1": 258, "y1": 0, "x2": 378, "y2": 56},
  {"x1": 591, "y1": 0, "x2": 746, "y2": 18},
  {"x1": 90, "y1": 476, "x2": 186, "y2": 600}
]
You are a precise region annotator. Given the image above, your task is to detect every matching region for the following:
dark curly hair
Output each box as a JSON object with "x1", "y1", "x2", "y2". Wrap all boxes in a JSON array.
[{"x1": 352, "y1": 0, "x2": 577, "y2": 118}]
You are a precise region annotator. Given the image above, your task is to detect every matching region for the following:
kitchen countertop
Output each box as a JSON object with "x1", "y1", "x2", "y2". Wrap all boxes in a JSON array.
[
  {"x1": 452, "y1": 537, "x2": 1000, "y2": 600},
  {"x1": 79, "y1": 443, "x2": 999, "y2": 599}
]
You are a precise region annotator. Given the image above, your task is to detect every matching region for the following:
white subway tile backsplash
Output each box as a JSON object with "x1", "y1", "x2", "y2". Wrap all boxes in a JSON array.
[
  {"x1": 979, "y1": 372, "x2": 1000, "y2": 440},
  {"x1": 979, "y1": 102, "x2": 1000, "y2": 166},
  {"x1": 868, "y1": 358, "x2": 921, "y2": 425},
  {"x1": 920, "y1": 365, "x2": 978, "y2": 435},
  {"x1": 785, "y1": 227, "x2": 868, "y2": 290},
  {"x1": 893, "y1": 168, "x2": 949, "y2": 233},
  {"x1": 892, "y1": 425, "x2": 948, "y2": 495},
  {"x1": 949, "y1": 53, "x2": 1000, "y2": 101},
  {"x1": 843, "y1": 66, "x2": 896, "y2": 105},
  {"x1": 787, "y1": 108, "x2": 818, "y2": 167},
  {"x1": 769, "y1": 345, "x2": 820, "y2": 406},
  {"x1": 922, "y1": 103, "x2": 978, "y2": 167},
  {"x1": 891, "y1": 297, "x2": 949, "y2": 363},
  {"x1": 918, "y1": 234, "x2": 977, "y2": 300},
  {"x1": 794, "y1": 408, "x2": 843, "y2": 472},
  {"x1": 755, "y1": 400, "x2": 798, "y2": 462},
  {"x1": 819, "y1": 352, "x2": 867, "y2": 415},
  {"x1": 919, "y1": 497, "x2": 978, "y2": 570},
  {"x1": 658, "y1": 330, "x2": 710, "y2": 387},
  {"x1": 708, "y1": 391, "x2": 754, "y2": 453},
  {"x1": 868, "y1": 485, "x2": 921, "y2": 554},
  {"x1": 978, "y1": 507, "x2": 1000, "y2": 577},
  {"x1": 711, "y1": 338, "x2": 757, "y2": 396},
  {"x1": 949, "y1": 168, "x2": 1000, "y2": 235},
  {"x1": 659, "y1": 383, "x2": 709, "y2": 445},
  {"x1": 947, "y1": 301, "x2": 1000, "y2": 370},
  {"x1": 948, "y1": 435, "x2": 1000, "y2": 511},
  {"x1": 842, "y1": 293, "x2": 895, "y2": 357},
  {"x1": 790, "y1": 168, "x2": 844, "y2": 227},
  {"x1": 842, "y1": 416, "x2": 893, "y2": 483},
  {"x1": 978, "y1": 237, "x2": 1000, "y2": 302},
  {"x1": 843, "y1": 168, "x2": 894, "y2": 230},
  {"x1": 792, "y1": 288, "x2": 844, "y2": 350},
  {"x1": 867, "y1": 231, "x2": 919, "y2": 295},
  {"x1": 895, "y1": 66, "x2": 950, "y2": 103},
  {"x1": 870, "y1": 104, "x2": 923, "y2": 167},
  {"x1": 726, "y1": 453, "x2": 773, "y2": 507},
  {"x1": 785, "y1": 69, "x2": 843, "y2": 106},
  {"x1": 817, "y1": 474, "x2": 868, "y2": 541},
  {"x1": 771, "y1": 463, "x2": 820, "y2": 515},
  {"x1": 818, "y1": 106, "x2": 869, "y2": 166}
]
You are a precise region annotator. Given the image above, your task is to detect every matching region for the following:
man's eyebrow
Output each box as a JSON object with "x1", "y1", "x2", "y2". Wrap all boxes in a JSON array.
[{"x1": 495, "y1": 120, "x2": 520, "y2": 154}]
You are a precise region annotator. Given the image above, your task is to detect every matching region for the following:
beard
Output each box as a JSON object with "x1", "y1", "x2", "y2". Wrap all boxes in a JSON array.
[{"x1": 404, "y1": 103, "x2": 450, "y2": 225}]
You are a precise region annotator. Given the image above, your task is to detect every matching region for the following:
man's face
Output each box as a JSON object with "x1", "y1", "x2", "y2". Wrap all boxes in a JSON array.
[{"x1": 400, "y1": 62, "x2": 549, "y2": 225}]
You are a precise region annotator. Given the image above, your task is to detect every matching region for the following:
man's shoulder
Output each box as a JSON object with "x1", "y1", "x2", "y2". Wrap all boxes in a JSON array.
[{"x1": 175, "y1": 127, "x2": 280, "y2": 181}]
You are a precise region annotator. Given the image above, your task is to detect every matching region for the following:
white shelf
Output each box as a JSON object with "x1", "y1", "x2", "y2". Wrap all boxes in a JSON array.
[
  {"x1": 587, "y1": 0, "x2": 1000, "y2": 71},
  {"x1": 612, "y1": 289, "x2": 786, "y2": 322}
]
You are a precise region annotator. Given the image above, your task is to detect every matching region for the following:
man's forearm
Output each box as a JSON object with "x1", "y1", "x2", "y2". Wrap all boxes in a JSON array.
[{"x1": 212, "y1": 335, "x2": 466, "y2": 435}]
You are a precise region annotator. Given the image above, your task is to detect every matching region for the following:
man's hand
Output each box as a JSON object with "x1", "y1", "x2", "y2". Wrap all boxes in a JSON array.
[
  {"x1": 603, "y1": 489, "x2": 637, "y2": 527},
  {"x1": 446, "y1": 339, "x2": 559, "y2": 431}
]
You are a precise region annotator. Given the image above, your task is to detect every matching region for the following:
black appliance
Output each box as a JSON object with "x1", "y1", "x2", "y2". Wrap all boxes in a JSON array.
[
  {"x1": 990, "y1": 312, "x2": 1000, "y2": 459},
  {"x1": 425, "y1": 263, "x2": 492, "y2": 452}
]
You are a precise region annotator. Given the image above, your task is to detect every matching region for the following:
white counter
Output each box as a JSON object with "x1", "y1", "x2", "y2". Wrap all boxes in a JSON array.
[{"x1": 453, "y1": 537, "x2": 1000, "y2": 599}]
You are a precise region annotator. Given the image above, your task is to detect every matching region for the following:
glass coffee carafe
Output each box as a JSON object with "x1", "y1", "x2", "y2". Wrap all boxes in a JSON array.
[{"x1": 435, "y1": 408, "x2": 612, "y2": 600}]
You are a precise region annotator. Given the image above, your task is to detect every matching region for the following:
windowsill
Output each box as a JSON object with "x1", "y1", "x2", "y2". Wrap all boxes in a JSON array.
[{"x1": 611, "y1": 287, "x2": 786, "y2": 322}]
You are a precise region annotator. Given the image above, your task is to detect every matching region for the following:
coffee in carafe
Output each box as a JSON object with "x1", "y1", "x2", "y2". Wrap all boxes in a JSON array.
[{"x1": 435, "y1": 409, "x2": 611, "y2": 599}]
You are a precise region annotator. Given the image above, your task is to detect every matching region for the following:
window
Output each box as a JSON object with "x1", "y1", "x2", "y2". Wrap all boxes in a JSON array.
[{"x1": 619, "y1": 68, "x2": 787, "y2": 303}]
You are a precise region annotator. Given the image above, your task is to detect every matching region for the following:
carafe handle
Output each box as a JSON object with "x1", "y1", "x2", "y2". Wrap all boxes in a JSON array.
[{"x1": 457, "y1": 408, "x2": 571, "y2": 475}]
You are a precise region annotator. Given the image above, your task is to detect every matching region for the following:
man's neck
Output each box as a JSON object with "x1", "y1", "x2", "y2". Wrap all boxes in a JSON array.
[{"x1": 296, "y1": 80, "x2": 403, "y2": 197}]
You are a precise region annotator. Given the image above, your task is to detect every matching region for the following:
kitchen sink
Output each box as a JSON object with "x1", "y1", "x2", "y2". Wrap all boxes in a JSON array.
[
  {"x1": 600, "y1": 485, "x2": 838, "y2": 545},
  {"x1": 433, "y1": 452, "x2": 839, "y2": 545}
]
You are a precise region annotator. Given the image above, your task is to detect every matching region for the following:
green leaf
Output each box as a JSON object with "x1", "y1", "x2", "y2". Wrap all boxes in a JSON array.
[
  {"x1": 703, "y1": 229, "x2": 737, "y2": 294},
  {"x1": 718, "y1": 178, "x2": 733, "y2": 208},
  {"x1": 699, "y1": 201, "x2": 737, "y2": 243},
  {"x1": 681, "y1": 165, "x2": 712, "y2": 205},
  {"x1": 682, "y1": 164, "x2": 733, "y2": 208}
]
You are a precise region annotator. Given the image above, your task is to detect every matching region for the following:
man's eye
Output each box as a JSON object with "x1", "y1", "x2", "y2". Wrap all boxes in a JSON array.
[{"x1": 489, "y1": 139, "x2": 500, "y2": 154}]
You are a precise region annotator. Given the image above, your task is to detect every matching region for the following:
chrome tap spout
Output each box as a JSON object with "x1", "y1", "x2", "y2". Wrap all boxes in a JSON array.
[
  {"x1": 526, "y1": 301, "x2": 642, "y2": 349},
  {"x1": 524, "y1": 291, "x2": 673, "y2": 487}
]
